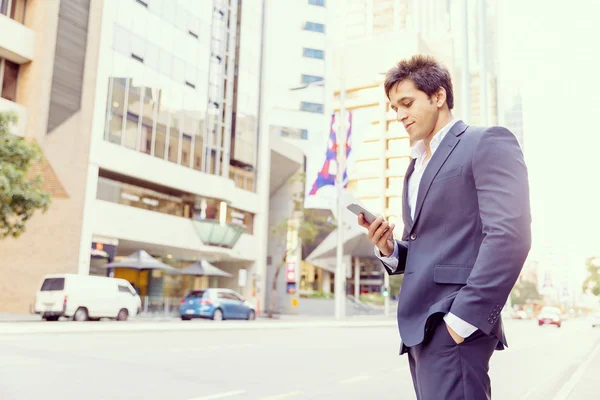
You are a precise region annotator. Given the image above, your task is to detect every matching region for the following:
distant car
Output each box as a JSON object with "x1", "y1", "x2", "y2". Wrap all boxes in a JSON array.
[
  {"x1": 34, "y1": 274, "x2": 141, "y2": 321},
  {"x1": 538, "y1": 306, "x2": 562, "y2": 328},
  {"x1": 591, "y1": 311, "x2": 600, "y2": 328},
  {"x1": 515, "y1": 310, "x2": 528, "y2": 320},
  {"x1": 179, "y1": 288, "x2": 255, "y2": 321}
]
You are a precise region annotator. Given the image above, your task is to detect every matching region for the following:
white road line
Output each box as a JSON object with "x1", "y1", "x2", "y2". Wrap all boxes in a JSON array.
[
  {"x1": 259, "y1": 391, "x2": 302, "y2": 399},
  {"x1": 188, "y1": 390, "x2": 246, "y2": 400},
  {"x1": 552, "y1": 340, "x2": 600, "y2": 400},
  {"x1": 340, "y1": 375, "x2": 371, "y2": 384}
]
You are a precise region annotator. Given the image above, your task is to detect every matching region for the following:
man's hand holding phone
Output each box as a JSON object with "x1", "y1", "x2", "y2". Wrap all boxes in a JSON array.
[{"x1": 357, "y1": 213, "x2": 396, "y2": 257}]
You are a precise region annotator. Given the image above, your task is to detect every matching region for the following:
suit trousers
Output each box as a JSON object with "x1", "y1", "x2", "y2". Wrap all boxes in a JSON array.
[{"x1": 406, "y1": 316, "x2": 499, "y2": 400}]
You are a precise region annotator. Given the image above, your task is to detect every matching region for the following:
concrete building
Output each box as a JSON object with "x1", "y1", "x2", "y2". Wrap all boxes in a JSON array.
[
  {"x1": 260, "y1": 0, "x2": 332, "y2": 309},
  {"x1": 0, "y1": 0, "x2": 302, "y2": 314},
  {"x1": 262, "y1": 0, "x2": 327, "y2": 154}
]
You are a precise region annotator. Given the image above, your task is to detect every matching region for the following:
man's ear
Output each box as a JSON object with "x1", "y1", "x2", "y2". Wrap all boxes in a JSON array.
[{"x1": 435, "y1": 87, "x2": 447, "y2": 108}]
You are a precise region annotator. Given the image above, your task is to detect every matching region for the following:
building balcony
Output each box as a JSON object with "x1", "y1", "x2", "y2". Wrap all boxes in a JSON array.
[
  {"x1": 0, "y1": 13, "x2": 34, "y2": 64},
  {"x1": 0, "y1": 96, "x2": 27, "y2": 137},
  {"x1": 92, "y1": 140, "x2": 261, "y2": 215},
  {"x1": 92, "y1": 200, "x2": 259, "y2": 262}
]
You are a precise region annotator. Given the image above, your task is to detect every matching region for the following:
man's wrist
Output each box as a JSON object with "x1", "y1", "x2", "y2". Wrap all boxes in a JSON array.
[{"x1": 379, "y1": 248, "x2": 392, "y2": 257}]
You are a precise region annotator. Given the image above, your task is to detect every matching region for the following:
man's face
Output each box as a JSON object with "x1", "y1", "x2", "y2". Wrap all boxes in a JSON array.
[{"x1": 389, "y1": 79, "x2": 441, "y2": 143}]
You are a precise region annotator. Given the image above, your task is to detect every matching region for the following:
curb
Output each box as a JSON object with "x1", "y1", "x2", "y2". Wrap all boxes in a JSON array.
[{"x1": 0, "y1": 319, "x2": 397, "y2": 336}]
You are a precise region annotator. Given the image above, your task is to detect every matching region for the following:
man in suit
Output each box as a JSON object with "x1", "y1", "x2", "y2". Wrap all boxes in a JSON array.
[{"x1": 357, "y1": 54, "x2": 531, "y2": 399}]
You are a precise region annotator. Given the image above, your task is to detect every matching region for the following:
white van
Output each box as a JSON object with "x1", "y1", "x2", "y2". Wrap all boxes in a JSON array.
[{"x1": 34, "y1": 274, "x2": 141, "y2": 321}]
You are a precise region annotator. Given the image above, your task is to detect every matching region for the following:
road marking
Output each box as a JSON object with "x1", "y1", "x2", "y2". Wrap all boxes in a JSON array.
[
  {"x1": 340, "y1": 375, "x2": 371, "y2": 384},
  {"x1": 552, "y1": 339, "x2": 600, "y2": 400},
  {"x1": 260, "y1": 391, "x2": 302, "y2": 399},
  {"x1": 188, "y1": 390, "x2": 245, "y2": 400}
]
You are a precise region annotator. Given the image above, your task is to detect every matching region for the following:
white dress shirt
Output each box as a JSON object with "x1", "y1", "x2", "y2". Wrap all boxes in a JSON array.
[{"x1": 375, "y1": 118, "x2": 478, "y2": 340}]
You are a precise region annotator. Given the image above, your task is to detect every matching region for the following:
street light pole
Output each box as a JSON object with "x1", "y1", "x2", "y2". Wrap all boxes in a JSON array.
[{"x1": 334, "y1": 0, "x2": 347, "y2": 320}]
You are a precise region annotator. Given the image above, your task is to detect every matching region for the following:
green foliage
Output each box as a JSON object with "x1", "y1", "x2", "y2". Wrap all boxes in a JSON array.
[
  {"x1": 582, "y1": 256, "x2": 600, "y2": 296},
  {"x1": 0, "y1": 112, "x2": 51, "y2": 239},
  {"x1": 360, "y1": 293, "x2": 385, "y2": 305},
  {"x1": 270, "y1": 171, "x2": 332, "y2": 255},
  {"x1": 389, "y1": 274, "x2": 404, "y2": 295},
  {"x1": 510, "y1": 278, "x2": 541, "y2": 306}
]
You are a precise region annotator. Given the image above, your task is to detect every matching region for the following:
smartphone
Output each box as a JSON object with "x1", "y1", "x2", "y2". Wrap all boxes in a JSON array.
[{"x1": 346, "y1": 203, "x2": 377, "y2": 224}]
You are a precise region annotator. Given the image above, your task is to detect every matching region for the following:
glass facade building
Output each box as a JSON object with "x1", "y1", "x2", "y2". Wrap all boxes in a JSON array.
[{"x1": 102, "y1": 0, "x2": 261, "y2": 193}]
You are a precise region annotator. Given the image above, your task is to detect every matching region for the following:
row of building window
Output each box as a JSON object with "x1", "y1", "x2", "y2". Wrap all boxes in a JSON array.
[
  {"x1": 104, "y1": 77, "x2": 256, "y2": 192},
  {"x1": 0, "y1": 0, "x2": 26, "y2": 24},
  {"x1": 97, "y1": 173, "x2": 254, "y2": 234},
  {"x1": 113, "y1": 24, "x2": 208, "y2": 92},
  {"x1": 132, "y1": 0, "x2": 208, "y2": 41}
]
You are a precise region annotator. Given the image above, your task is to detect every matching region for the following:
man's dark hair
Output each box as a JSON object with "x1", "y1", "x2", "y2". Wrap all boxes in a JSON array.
[{"x1": 384, "y1": 54, "x2": 454, "y2": 110}]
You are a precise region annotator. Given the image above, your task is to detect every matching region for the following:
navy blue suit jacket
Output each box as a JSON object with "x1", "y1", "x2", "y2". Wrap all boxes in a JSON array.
[{"x1": 383, "y1": 120, "x2": 532, "y2": 354}]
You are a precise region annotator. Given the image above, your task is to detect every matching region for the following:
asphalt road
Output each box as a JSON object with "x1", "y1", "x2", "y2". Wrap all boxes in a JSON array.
[{"x1": 1, "y1": 318, "x2": 599, "y2": 400}]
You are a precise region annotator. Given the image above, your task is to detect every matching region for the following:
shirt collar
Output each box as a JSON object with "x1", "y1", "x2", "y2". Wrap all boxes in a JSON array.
[{"x1": 410, "y1": 118, "x2": 458, "y2": 159}]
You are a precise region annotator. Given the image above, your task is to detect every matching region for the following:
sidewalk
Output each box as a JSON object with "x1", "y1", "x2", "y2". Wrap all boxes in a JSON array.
[
  {"x1": 0, "y1": 313, "x2": 41, "y2": 322},
  {"x1": 0, "y1": 313, "x2": 397, "y2": 335}
]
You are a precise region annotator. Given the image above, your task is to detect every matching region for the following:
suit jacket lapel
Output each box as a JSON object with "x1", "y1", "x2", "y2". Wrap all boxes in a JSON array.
[
  {"x1": 410, "y1": 121, "x2": 468, "y2": 231},
  {"x1": 402, "y1": 158, "x2": 416, "y2": 234}
]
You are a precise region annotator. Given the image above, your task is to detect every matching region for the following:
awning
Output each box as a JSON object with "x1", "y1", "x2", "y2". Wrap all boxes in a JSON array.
[
  {"x1": 305, "y1": 195, "x2": 378, "y2": 261},
  {"x1": 98, "y1": 249, "x2": 178, "y2": 272},
  {"x1": 170, "y1": 260, "x2": 233, "y2": 278}
]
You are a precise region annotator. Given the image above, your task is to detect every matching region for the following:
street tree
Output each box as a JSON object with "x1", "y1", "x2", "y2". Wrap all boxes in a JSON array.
[
  {"x1": 510, "y1": 278, "x2": 541, "y2": 306},
  {"x1": 582, "y1": 256, "x2": 600, "y2": 296},
  {"x1": 268, "y1": 171, "x2": 333, "y2": 318},
  {"x1": 0, "y1": 112, "x2": 51, "y2": 239}
]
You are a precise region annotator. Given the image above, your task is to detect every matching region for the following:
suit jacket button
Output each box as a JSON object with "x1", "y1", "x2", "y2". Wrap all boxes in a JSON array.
[{"x1": 410, "y1": 233, "x2": 417, "y2": 240}]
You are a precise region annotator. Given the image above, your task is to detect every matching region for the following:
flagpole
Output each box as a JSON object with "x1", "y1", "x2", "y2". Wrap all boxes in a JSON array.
[{"x1": 334, "y1": 0, "x2": 347, "y2": 321}]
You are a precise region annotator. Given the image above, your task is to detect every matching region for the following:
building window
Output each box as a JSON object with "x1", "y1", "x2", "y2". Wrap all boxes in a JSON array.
[
  {"x1": 227, "y1": 206, "x2": 254, "y2": 234},
  {"x1": 97, "y1": 177, "x2": 189, "y2": 218},
  {"x1": 277, "y1": 126, "x2": 309, "y2": 140},
  {"x1": 300, "y1": 102, "x2": 324, "y2": 114},
  {"x1": 304, "y1": 21, "x2": 325, "y2": 33},
  {"x1": 1, "y1": 0, "x2": 26, "y2": 24},
  {"x1": 229, "y1": 165, "x2": 254, "y2": 192},
  {"x1": 303, "y1": 48, "x2": 324, "y2": 60},
  {"x1": 308, "y1": 0, "x2": 325, "y2": 6},
  {"x1": 0, "y1": 59, "x2": 19, "y2": 102},
  {"x1": 131, "y1": 53, "x2": 144, "y2": 63},
  {"x1": 301, "y1": 74, "x2": 323, "y2": 84}
]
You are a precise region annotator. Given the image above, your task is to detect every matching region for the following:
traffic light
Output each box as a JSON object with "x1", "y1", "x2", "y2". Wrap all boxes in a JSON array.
[{"x1": 381, "y1": 286, "x2": 389, "y2": 297}]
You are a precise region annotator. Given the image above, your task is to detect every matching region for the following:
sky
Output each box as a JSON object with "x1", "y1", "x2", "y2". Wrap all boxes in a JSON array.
[{"x1": 497, "y1": 0, "x2": 600, "y2": 293}]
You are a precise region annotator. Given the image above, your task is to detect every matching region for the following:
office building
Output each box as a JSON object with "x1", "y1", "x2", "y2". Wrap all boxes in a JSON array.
[{"x1": 0, "y1": 0, "x2": 301, "y2": 314}]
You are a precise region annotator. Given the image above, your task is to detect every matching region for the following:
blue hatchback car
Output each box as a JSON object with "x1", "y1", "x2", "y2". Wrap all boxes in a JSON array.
[{"x1": 179, "y1": 288, "x2": 256, "y2": 321}]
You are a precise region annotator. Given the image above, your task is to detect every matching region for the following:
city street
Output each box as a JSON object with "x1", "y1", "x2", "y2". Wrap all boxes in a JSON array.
[{"x1": 0, "y1": 318, "x2": 599, "y2": 400}]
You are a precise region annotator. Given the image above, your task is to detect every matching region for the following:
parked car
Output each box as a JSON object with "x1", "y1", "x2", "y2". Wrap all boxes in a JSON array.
[
  {"x1": 34, "y1": 274, "x2": 141, "y2": 321},
  {"x1": 179, "y1": 288, "x2": 255, "y2": 321},
  {"x1": 538, "y1": 306, "x2": 562, "y2": 328}
]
